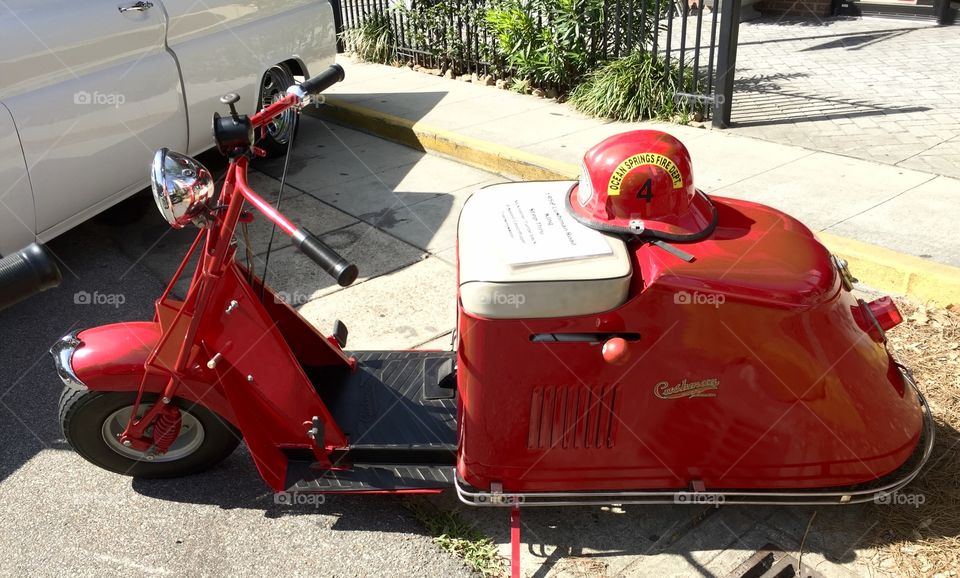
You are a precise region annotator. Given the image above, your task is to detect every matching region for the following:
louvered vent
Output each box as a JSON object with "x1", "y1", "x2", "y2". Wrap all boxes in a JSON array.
[{"x1": 527, "y1": 384, "x2": 619, "y2": 450}]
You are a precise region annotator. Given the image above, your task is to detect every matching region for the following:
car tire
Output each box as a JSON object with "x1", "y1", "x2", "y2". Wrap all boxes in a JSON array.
[
  {"x1": 59, "y1": 386, "x2": 241, "y2": 478},
  {"x1": 257, "y1": 63, "x2": 300, "y2": 158}
]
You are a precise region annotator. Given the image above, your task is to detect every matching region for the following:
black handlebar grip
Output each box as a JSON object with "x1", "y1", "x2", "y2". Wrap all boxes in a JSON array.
[
  {"x1": 292, "y1": 228, "x2": 358, "y2": 287},
  {"x1": 298, "y1": 64, "x2": 345, "y2": 96},
  {"x1": 0, "y1": 243, "x2": 62, "y2": 312}
]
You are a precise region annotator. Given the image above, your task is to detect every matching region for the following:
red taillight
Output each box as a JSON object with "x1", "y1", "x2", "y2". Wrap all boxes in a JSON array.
[{"x1": 867, "y1": 297, "x2": 902, "y2": 332}]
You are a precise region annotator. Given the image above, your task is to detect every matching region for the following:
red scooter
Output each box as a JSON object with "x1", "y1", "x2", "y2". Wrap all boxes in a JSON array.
[{"x1": 52, "y1": 65, "x2": 933, "y2": 576}]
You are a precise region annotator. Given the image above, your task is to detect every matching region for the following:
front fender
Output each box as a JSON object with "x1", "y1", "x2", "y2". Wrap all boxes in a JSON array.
[{"x1": 51, "y1": 322, "x2": 237, "y2": 426}]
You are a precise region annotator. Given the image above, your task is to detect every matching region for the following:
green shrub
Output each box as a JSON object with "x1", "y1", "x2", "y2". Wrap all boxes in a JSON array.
[
  {"x1": 485, "y1": 0, "x2": 604, "y2": 94},
  {"x1": 569, "y1": 50, "x2": 693, "y2": 122},
  {"x1": 342, "y1": 12, "x2": 395, "y2": 64}
]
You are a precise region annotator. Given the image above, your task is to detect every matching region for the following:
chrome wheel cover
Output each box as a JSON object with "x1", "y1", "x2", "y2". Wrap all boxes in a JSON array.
[
  {"x1": 101, "y1": 404, "x2": 205, "y2": 462},
  {"x1": 261, "y1": 67, "x2": 296, "y2": 143}
]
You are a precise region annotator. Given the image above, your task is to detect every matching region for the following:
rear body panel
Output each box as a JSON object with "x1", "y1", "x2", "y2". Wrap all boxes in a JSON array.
[{"x1": 456, "y1": 194, "x2": 923, "y2": 492}]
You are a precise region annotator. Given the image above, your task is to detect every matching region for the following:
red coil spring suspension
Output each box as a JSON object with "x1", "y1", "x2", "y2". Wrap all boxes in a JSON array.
[{"x1": 152, "y1": 406, "x2": 182, "y2": 454}]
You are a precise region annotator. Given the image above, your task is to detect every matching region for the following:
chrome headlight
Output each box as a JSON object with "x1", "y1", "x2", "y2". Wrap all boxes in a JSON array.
[{"x1": 150, "y1": 149, "x2": 215, "y2": 229}]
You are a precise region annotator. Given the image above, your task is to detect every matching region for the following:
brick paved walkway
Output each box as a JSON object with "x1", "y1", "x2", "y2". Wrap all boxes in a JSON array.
[{"x1": 730, "y1": 16, "x2": 960, "y2": 177}]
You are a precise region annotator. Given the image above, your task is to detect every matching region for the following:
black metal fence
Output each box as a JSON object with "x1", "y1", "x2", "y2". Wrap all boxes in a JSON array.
[{"x1": 333, "y1": 0, "x2": 738, "y2": 126}]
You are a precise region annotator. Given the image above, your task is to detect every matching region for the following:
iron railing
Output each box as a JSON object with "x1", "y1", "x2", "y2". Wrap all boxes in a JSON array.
[{"x1": 334, "y1": 0, "x2": 739, "y2": 126}]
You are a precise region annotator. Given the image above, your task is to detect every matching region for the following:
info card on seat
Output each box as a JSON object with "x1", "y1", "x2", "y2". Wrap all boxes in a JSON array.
[{"x1": 487, "y1": 186, "x2": 613, "y2": 267}]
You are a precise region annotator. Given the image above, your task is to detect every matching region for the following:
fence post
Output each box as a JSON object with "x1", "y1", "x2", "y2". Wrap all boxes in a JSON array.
[
  {"x1": 331, "y1": 0, "x2": 346, "y2": 53},
  {"x1": 934, "y1": 0, "x2": 953, "y2": 24},
  {"x1": 712, "y1": 0, "x2": 740, "y2": 128}
]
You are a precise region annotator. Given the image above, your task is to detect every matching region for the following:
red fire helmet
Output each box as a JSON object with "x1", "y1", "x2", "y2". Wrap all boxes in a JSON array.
[{"x1": 566, "y1": 130, "x2": 716, "y2": 241}]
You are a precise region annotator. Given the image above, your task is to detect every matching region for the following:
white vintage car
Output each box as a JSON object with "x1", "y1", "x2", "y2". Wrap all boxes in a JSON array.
[{"x1": 0, "y1": 0, "x2": 337, "y2": 255}]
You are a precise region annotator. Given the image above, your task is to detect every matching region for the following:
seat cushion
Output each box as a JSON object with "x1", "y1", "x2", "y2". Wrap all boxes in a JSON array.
[{"x1": 458, "y1": 181, "x2": 633, "y2": 319}]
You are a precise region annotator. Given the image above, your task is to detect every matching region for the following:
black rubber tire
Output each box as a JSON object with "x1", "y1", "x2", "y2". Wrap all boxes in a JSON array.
[
  {"x1": 257, "y1": 63, "x2": 300, "y2": 158},
  {"x1": 59, "y1": 386, "x2": 241, "y2": 478}
]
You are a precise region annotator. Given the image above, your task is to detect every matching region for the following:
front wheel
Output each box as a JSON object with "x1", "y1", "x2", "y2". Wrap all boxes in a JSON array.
[{"x1": 59, "y1": 387, "x2": 241, "y2": 478}]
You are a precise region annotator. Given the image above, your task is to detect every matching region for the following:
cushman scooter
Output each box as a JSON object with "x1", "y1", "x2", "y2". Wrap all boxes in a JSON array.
[{"x1": 52, "y1": 65, "x2": 933, "y2": 576}]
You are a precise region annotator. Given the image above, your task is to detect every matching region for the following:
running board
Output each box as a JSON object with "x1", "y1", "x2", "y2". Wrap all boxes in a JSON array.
[
  {"x1": 286, "y1": 462, "x2": 455, "y2": 493},
  {"x1": 328, "y1": 444, "x2": 457, "y2": 466}
]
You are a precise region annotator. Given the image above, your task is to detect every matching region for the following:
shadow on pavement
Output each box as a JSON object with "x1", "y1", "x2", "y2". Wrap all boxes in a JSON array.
[
  {"x1": 737, "y1": 22, "x2": 926, "y2": 46},
  {"x1": 732, "y1": 70, "x2": 930, "y2": 127}
]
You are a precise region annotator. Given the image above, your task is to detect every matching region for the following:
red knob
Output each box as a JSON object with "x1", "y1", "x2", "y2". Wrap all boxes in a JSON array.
[{"x1": 602, "y1": 337, "x2": 630, "y2": 365}]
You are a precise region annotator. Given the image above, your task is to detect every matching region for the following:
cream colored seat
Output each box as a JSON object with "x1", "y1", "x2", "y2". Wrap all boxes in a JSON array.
[{"x1": 457, "y1": 181, "x2": 633, "y2": 319}]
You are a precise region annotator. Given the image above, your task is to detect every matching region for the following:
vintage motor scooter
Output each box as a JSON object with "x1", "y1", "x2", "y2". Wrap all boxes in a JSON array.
[{"x1": 52, "y1": 65, "x2": 933, "y2": 575}]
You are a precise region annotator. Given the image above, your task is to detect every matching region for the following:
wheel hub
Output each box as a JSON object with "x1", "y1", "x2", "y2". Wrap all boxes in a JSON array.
[
  {"x1": 261, "y1": 69, "x2": 295, "y2": 141},
  {"x1": 101, "y1": 404, "x2": 205, "y2": 462}
]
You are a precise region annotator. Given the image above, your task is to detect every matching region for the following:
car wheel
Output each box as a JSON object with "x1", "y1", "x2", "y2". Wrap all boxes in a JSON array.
[
  {"x1": 59, "y1": 386, "x2": 241, "y2": 478},
  {"x1": 257, "y1": 64, "x2": 300, "y2": 158}
]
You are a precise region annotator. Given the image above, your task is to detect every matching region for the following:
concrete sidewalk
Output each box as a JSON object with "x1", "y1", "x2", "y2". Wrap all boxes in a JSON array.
[
  {"x1": 731, "y1": 16, "x2": 960, "y2": 175},
  {"x1": 317, "y1": 57, "x2": 960, "y2": 305}
]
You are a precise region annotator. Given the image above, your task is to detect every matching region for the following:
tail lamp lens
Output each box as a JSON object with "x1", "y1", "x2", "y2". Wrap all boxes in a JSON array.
[{"x1": 867, "y1": 296, "x2": 902, "y2": 332}]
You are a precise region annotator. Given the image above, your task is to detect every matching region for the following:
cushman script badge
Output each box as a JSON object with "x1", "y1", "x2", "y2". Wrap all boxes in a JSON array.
[{"x1": 654, "y1": 378, "x2": 720, "y2": 399}]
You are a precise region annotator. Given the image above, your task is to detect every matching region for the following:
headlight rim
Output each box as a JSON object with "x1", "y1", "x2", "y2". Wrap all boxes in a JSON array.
[{"x1": 150, "y1": 148, "x2": 215, "y2": 230}]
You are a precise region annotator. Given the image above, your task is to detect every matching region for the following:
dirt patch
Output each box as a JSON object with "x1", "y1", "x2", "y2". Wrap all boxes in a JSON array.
[{"x1": 872, "y1": 300, "x2": 960, "y2": 577}]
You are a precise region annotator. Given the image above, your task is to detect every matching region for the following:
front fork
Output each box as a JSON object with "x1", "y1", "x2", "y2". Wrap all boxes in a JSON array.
[
  {"x1": 117, "y1": 228, "x2": 214, "y2": 454},
  {"x1": 119, "y1": 158, "x2": 248, "y2": 454},
  {"x1": 98, "y1": 155, "x2": 354, "y2": 489},
  {"x1": 120, "y1": 230, "x2": 206, "y2": 450}
]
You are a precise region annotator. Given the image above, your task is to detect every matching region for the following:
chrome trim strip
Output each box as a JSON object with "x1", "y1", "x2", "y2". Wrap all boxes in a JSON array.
[
  {"x1": 456, "y1": 367, "x2": 935, "y2": 507},
  {"x1": 50, "y1": 331, "x2": 86, "y2": 389}
]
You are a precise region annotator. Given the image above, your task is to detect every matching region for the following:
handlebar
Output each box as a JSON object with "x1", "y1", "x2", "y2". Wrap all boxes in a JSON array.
[
  {"x1": 0, "y1": 243, "x2": 63, "y2": 312},
  {"x1": 293, "y1": 228, "x2": 358, "y2": 287},
  {"x1": 290, "y1": 65, "x2": 356, "y2": 285},
  {"x1": 253, "y1": 64, "x2": 346, "y2": 129},
  {"x1": 297, "y1": 64, "x2": 345, "y2": 96},
  {"x1": 232, "y1": 156, "x2": 358, "y2": 287},
  {"x1": 240, "y1": 64, "x2": 357, "y2": 286}
]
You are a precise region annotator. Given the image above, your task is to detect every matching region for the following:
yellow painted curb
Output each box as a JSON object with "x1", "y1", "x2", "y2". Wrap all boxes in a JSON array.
[
  {"x1": 310, "y1": 98, "x2": 579, "y2": 181},
  {"x1": 818, "y1": 233, "x2": 960, "y2": 308},
  {"x1": 311, "y1": 98, "x2": 960, "y2": 307}
]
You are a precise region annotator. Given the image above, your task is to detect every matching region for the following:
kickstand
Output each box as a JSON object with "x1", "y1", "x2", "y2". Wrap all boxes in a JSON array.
[{"x1": 510, "y1": 500, "x2": 521, "y2": 578}]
